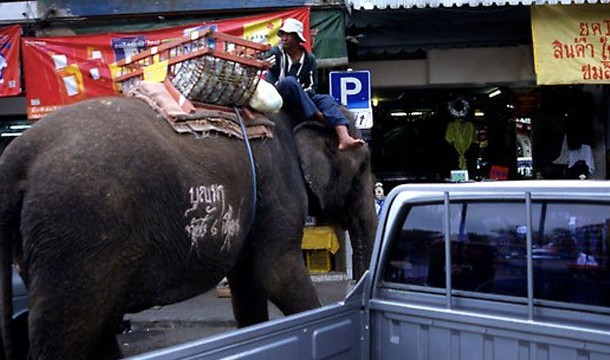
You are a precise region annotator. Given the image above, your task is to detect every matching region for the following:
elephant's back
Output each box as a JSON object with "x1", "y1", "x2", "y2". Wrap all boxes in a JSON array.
[
  {"x1": 0, "y1": 97, "x2": 158, "y2": 187},
  {"x1": 34, "y1": 96, "x2": 167, "y2": 141},
  {"x1": 16, "y1": 98, "x2": 170, "y2": 182},
  {"x1": 15, "y1": 97, "x2": 178, "y2": 214}
]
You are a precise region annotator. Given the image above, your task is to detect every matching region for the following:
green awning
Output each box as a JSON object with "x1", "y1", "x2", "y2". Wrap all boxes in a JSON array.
[{"x1": 311, "y1": 9, "x2": 348, "y2": 68}]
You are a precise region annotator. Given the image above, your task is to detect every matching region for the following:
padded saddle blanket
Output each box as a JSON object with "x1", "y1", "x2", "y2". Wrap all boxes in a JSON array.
[{"x1": 128, "y1": 81, "x2": 274, "y2": 140}]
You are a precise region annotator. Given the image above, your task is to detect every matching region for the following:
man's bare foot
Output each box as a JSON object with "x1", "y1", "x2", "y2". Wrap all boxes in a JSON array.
[
  {"x1": 336, "y1": 125, "x2": 365, "y2": 150},
  {"x1": 338, "y1": 137, "x2": 365, "y2": 150}
]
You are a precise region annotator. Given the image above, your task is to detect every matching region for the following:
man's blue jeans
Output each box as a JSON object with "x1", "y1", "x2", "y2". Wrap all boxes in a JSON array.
[{"x1": 275, "y1": 77, "x2": 349, "y2": 127}]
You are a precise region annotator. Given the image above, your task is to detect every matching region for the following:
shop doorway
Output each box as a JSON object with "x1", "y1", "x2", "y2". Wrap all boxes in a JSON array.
[{"x1": 368, "y1": 85, "x2": 607, "y2": 191}]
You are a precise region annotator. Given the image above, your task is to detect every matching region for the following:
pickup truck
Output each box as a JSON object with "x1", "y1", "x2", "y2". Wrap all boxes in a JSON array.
[{"x1": 131, "y1": 180, "x2": 610, "y2": 359}]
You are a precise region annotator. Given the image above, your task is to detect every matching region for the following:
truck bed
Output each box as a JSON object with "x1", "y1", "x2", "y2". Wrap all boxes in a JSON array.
[{"x1": 128, "y1": 275, "x2": 369, "y2": 360}]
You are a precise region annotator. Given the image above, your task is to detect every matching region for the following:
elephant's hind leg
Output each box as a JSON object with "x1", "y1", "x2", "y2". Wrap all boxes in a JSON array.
[
  {"x1": 28, "y1": 273, "x2": 123, "y2": 360},
  {"x1": 29, "y1": 308, "x2": 122, "y2": 360},
  {"x1": 29, "y1": 306, "x2": 122, "y2": 360}
]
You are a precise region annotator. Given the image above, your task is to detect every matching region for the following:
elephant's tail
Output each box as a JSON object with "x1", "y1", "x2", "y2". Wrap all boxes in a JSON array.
[{"x1": 0, "y1": 175, "x2": 22, "y2": 360}]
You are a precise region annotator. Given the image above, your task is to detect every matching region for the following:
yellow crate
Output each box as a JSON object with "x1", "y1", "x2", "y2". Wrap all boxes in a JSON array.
[
  {"x1": 301, "y1": 226, "x2": 340, "y2": 254},
  {"x1": 305, "y1": 249, "x2": 332, "y2": 273}
]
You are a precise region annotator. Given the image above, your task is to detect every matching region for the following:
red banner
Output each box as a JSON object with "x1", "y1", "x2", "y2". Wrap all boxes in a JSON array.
[
  {"x1": 0, "y1": 25, "x2": 22, "y2": 97},
  {"x1": 22, "y1": 7, "x2": 309, "y2": 119}
]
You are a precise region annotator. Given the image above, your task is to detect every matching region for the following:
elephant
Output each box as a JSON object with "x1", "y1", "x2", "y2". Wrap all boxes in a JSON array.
[{"x1": 0, "y1": 94, "x2": 377, "y2": 359}]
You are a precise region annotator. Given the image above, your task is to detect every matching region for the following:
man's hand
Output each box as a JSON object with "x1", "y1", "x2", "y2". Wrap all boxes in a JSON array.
[{"x1": 264, "y1": 53, "x2": 276, "y2": 66}]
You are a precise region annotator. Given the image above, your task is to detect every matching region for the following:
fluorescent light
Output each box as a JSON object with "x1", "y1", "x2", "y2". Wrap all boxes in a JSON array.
[
  {"x1": 9, "y1": 125, "x2": 31, "y2": 130},
  {"x1": 390, "y1": 111, "x2": 407, "y2": 117},
  {"x1": 409, "y1": 111, "x2": 423, "y2": 116},
  {"x1": 1, "y1": 133, "x2": 22, "y2": 137},
  {"x1": 516, "y1": 117, "x2": 531, "y2": 124},
  {"x1": 474, "y1": 111, "x2": 485, "y2": 117},
  {"x1": 488, "y1": 89, "x2": 501, "y2": 98}
]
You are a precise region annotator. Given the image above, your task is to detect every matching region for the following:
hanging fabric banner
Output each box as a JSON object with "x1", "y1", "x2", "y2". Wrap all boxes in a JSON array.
[
  {"x1": 532, "y1": 4, "x2": 610, "y2": 85},
  {"x1": 22, "y1": 7, "x2": 309, "y2": 119},
  {"x1": 311, "y1": 9, "x2": 348, "y2": 68},
  {"x1": 0, "y1": 24, "x2": 22, "y2": 97}
]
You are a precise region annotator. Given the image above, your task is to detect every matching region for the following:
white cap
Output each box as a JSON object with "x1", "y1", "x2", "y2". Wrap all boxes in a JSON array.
[{"x1": 278, "y1": 18, "x2": 306, "y2": 43}]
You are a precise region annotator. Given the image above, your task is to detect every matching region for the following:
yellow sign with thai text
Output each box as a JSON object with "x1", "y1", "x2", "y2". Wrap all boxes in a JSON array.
[
  {"x1": 243, "y1": 18, "x2": 282, "y2": 48},
  {"x1": 142, "y1": 59, "x2": 168, "y2": 83},
  {"x1": 532, "y1": 4, "x2": 610, "y2": 85}
]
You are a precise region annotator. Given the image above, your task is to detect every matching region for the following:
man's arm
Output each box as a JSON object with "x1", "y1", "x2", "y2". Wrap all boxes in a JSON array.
[
  {"x1": 262, "y1": 47, "x2": 281, "y2": 85},
  {"x1": 303, "y1": 52, "x2": 318, "y2": 96}
]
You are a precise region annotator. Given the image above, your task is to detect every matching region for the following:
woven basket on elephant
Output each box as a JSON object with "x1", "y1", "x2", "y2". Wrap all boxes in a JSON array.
[{"x1": 113, "y1": 29, "x2": 271, "y2": 107}]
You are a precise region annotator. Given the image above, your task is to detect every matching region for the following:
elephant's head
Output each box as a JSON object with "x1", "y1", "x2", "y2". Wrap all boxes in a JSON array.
[{"x1": 294, "y1": 120, "x2": 377, "y2": 279}]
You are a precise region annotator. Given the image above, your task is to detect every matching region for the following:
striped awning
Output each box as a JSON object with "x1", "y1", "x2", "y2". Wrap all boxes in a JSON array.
[{"x1": 348, "y1": 0, "x2": 608, "y2": 9}]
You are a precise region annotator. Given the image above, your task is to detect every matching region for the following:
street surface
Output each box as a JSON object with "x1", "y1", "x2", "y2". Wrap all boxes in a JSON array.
[
  {"x1": 115, "y1": 277, "x2": 352, "y2": 358},
  {"x1": 118, "y1": 324, "x2": 234, "y2": 357}
]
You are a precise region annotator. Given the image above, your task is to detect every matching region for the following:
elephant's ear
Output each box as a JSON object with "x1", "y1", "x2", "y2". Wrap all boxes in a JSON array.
[{"x1": 294, "y1": 122, "x2": 335, "y2": 210}]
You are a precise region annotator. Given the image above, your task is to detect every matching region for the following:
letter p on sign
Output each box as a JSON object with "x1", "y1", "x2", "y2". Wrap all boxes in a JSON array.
[{"x1": 339, "y1": 77, "x2": 362, "y2": 106}]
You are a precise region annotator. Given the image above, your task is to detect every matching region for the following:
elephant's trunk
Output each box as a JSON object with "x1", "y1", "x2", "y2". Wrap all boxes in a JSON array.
[
  {"x1": 345, "y1": 173, "x2": 378, "y2": 280},
  {"x1": 347, "y1": 211, "x2": 377, "y2": 280}
]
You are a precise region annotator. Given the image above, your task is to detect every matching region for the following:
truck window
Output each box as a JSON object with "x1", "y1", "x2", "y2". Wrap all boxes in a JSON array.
[
  {"x1": 384, "y1": 203, "x2": 445, "y2": 287},
  {"x1": 383, "y1": 200, "x2": 610, "y2": 309},
  {"x1": 533, "y1": 202, "x2": 610, "y2": 307},
  {"x1": 384, "y1": 201, "x2": 527, "y2": 296}
]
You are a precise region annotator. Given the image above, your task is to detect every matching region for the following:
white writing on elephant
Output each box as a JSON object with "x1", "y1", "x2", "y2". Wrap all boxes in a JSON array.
[
  {"x1": 185, "y1": 206, "x2": 240, "y2": 251},
  {"x1": 184, "y1": 184, "x2": 240, "y2": 251},
  {"x1": 185, "y1": 215, "x2": 215, "y2": 248},
  {"x1": 185, "y1": 184, "x2": 224, "y2": 216},
  {"x1": 220, "y1": 206, "x2": 240, "y2": 251}
]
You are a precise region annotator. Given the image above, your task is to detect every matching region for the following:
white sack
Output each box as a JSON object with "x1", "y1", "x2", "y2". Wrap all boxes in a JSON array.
[{"x1": 248, "y1": 79, "x2": 283, "y2": 114}]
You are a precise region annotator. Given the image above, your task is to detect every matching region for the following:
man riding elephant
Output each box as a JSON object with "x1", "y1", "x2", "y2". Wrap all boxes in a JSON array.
[{"x1": 264, "y1": 18, "x2": 366, "y2": 150}]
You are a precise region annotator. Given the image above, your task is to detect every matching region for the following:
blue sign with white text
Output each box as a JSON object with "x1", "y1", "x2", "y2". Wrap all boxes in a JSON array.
[{"x1": 329, "y1": 70, "x2": 371, "y2": 110}]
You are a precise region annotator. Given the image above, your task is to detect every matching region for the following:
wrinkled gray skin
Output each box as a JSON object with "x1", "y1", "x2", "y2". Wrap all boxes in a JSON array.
[{"x1": 0, "y1": 96, "x2": 377, "y2": 359}]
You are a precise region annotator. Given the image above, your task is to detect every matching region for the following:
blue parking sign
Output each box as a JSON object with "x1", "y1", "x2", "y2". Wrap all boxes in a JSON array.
[
  {"x1": 329, "y1": 70, "x2": 371, "y2": 110},
  {"x1": 329, "y1": 70, "x2": 373, "y2": 129}
]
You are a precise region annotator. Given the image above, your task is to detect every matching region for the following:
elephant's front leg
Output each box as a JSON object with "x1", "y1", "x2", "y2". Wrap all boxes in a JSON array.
[
  {"x1": 228, "y1": 235, "x2": 321, "y2": 327},
  {"x1": 264, "y1": 248, "x2": 321, "y2": 314}
]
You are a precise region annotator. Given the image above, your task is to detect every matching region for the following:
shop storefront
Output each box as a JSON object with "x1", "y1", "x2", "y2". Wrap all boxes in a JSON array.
[{"x1": 345, "y1": 2, "x2": 610, "y2": 192}]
